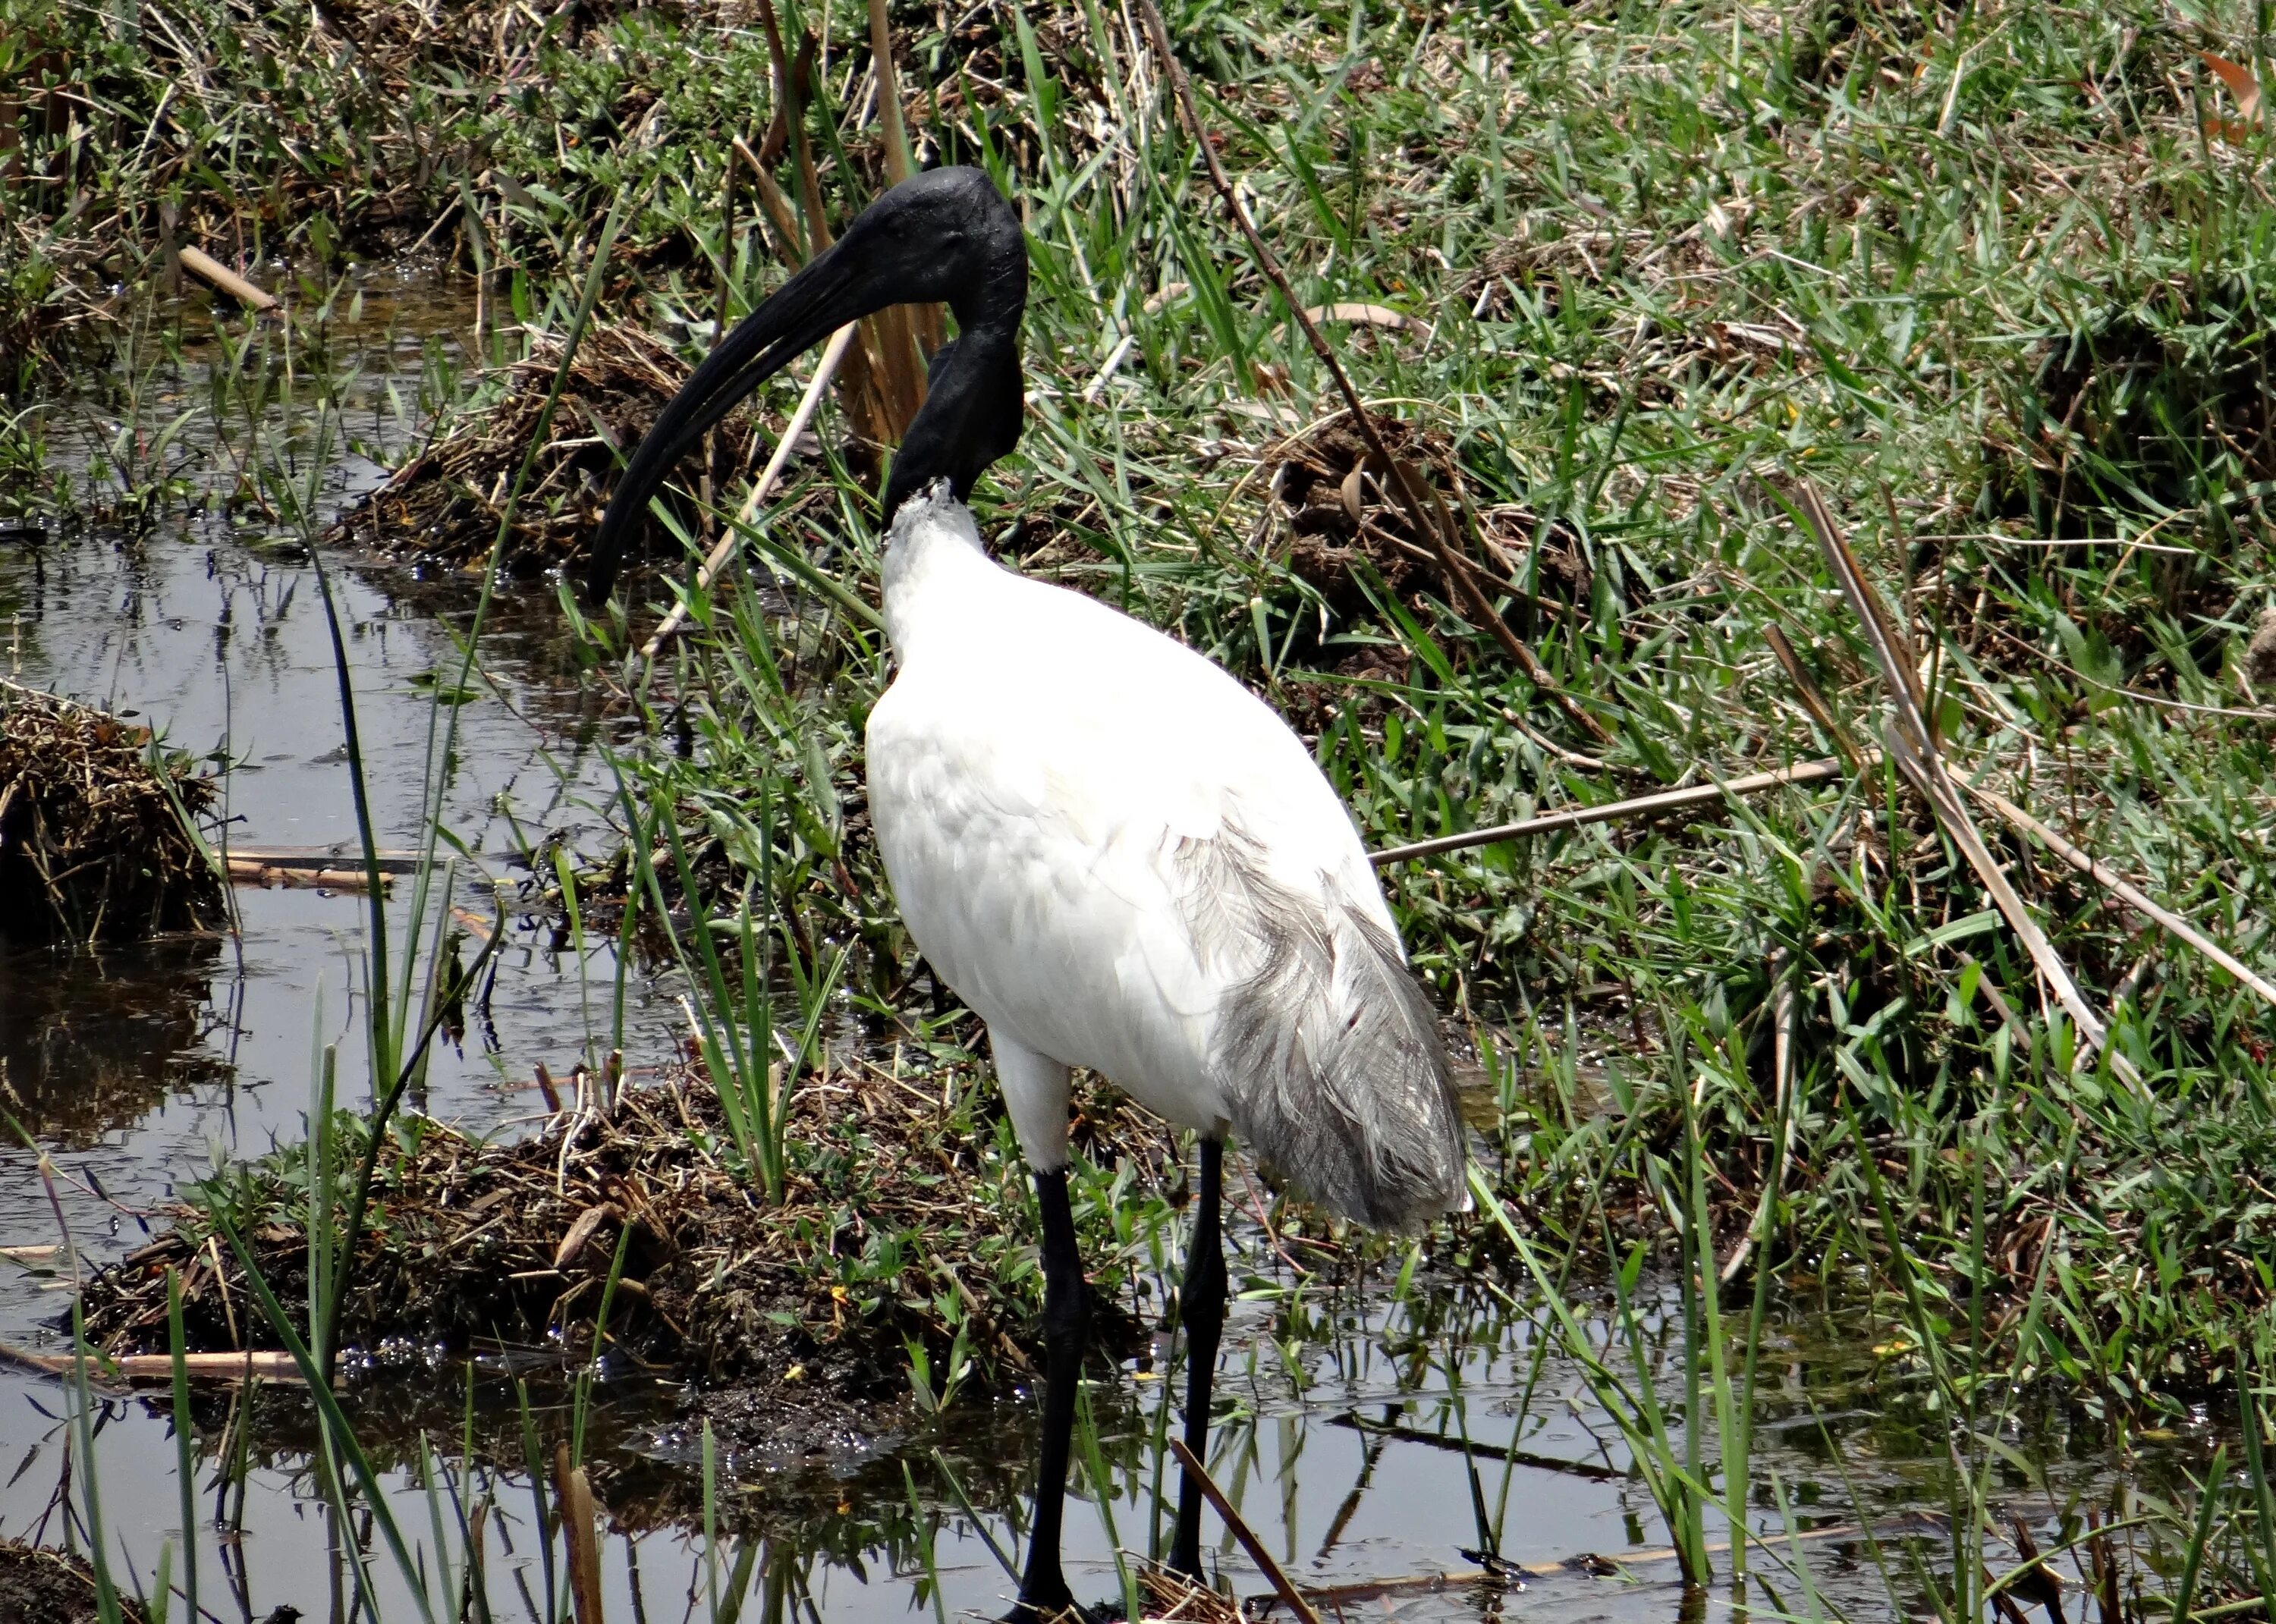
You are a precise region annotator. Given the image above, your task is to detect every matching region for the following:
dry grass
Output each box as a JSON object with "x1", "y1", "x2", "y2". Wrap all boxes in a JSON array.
[
  {"x1": 0, "y1": 681, "x2": 222, "y2": 945},
  {"x1": 79, "y1": 1063, "x2": 1177, "y2": 1404},
  {"x1": 325, "y1": 319, "x2": 743, "y2": 577}
]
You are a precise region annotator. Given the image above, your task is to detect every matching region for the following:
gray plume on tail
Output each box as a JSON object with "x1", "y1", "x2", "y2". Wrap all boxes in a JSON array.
[{"x1": 1177, "y1": 827, "x2": 1469, "y2": 1230}]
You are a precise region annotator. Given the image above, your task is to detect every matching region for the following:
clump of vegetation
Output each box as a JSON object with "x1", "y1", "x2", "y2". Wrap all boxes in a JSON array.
[
  {"x1": 328, "y1": 319, "x2": 734, "y2": 576},
  {"x1": 0, "y1": 1541, "x2": 146, "y2": 1624},
  {"x1": 0, "y1": 681, "x2": 222, "y2": 944},
  {"x1": 2008, "y1": 275, "x2": 2276, "y2": 542},
  {"x1": 79, "y1": 1066, "x2": 1181, "y2": 1409},
  {"x1": 528, "y1": 0, "x2": 2276, "y2": 1418},
  {"x1": 18, "y1": 0, "x2": 2276, "y2": 1523}
]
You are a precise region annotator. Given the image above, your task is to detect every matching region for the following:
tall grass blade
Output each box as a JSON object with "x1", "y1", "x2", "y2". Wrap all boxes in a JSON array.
[
  {"x1": 165, "y1": 1268, "x2": 199, "y2": 1624},
  {"x1": 210, "y1": 1211, "x2": 440, "y2": 1624}
]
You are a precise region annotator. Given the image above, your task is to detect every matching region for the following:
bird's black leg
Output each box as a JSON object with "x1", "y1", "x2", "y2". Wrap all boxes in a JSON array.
[
  {"x1": 1015, "y1": 1167, "x2": 1090, "y2": 1619},
  {"x1": 1168, "y1": 1138, "x2": 1227, "y2": 1582}
]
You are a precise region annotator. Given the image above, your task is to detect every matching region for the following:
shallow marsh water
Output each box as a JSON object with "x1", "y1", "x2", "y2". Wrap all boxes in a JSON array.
[
  {"x1": 0, "y1": 271, "x2": 2224, "y2": 1624},
  {"x1": 0, "y1": 268, "x2": 679, "y2": 1320}
]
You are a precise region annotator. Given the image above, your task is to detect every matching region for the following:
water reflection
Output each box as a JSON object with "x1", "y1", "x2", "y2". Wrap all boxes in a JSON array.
[
  {"x1": 0, "y1": 273, "x2": 677, "y2": 1338},
  {"x1": 0, "y1": 935, "x2": 234, "y2": 1144},
  {"x1": 0, "y1": 1286, "x2": 2226, "y2": 1624}
]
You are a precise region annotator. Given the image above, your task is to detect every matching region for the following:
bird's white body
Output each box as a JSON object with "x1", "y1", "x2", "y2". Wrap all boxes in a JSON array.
[{"x1": 866, "y1": 493, "x2": 1459, "y2": 1224}]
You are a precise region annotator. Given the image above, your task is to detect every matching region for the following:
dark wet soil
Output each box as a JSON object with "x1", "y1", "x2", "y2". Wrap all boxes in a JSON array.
[{"x1": 0, "y1": 1543, "x2": 146, "y2": 1624}]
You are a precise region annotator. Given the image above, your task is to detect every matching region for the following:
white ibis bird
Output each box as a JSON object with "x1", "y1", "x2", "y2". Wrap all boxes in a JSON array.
[{"x1": 586, "y1": 166, "x2": 1468, "y2": 1614}]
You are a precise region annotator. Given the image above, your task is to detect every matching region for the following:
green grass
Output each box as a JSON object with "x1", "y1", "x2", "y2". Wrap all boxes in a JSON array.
[
  {"x1": 498, "y1": 0, "x2": 2276, "y2": 1410},
  {"x1": 27, "y1": 0, "x2": 2268, "y2": 1406}
]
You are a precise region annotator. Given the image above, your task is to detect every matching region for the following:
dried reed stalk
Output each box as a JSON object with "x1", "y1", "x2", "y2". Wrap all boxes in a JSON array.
[{"x1": 1782, "y1": 480, "x2": 2124, "y2": 1066}]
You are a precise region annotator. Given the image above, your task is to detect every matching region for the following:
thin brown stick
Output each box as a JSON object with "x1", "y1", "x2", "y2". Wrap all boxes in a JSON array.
[
  {"x1": 752, "y1": 0, "x2": 887, "y2": 443},
  {"x1": 0, "y1": 1340, "x2": 300, "y2": 1384},
  {"x1": 731, "y1": 135, "x2": 806, "y2": 270},
  {"x1": 1960, "y1": 780, "x2": 2276, "y2": 1013},
  {"x1": 225, "y1": 859, "x2": 388, "y2": 891},
  {"x1": 867, "y1": 0, "x2": 942, "y2": 354},
  {"x1": 860, "y1": 0, "x2": 927, "y2": 432},
  {"x1": 467, "y1": 1502, "x2": 489, "y2": 1617},
  {"x1": 1370, "y1": 755, "x2": 1856, "y2": 866},
  {"x1": 178, "y1": 245, "x2": 276, "y2": 312},
  {"x1": 868, "y1": 0, "x2": 913, "y2": 185},
  {"x1": 733, "y1": 32, "x2": 817, "y2": 269},
  {"x1": 1133, "y1": 0, "x2": 1610, "y2": 744},
  {"x1": 219, "y1": 846, "x2": 430, "y2": 872},
  {"x1": 1168, "y1": 1437, "x2": 1324, "y2": 1624},
  {"x1": 752, "y1": 31, "x2": 813, "y2": 168}
]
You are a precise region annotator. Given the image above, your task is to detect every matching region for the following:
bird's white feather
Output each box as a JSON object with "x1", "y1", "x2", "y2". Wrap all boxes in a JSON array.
[{"x1": 866, "y1": 493, "x2": 1463, "y2": 1223}]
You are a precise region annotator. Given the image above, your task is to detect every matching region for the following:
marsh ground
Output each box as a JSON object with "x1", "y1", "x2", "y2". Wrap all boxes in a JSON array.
[{"x1": 3, "y1": 0, "x2": 2276, "y2": 1619}]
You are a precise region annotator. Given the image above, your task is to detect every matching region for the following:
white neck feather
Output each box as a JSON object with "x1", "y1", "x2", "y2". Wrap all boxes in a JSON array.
[{"x1": 881, "y1": 492, "x2": 997, "y2": 655}]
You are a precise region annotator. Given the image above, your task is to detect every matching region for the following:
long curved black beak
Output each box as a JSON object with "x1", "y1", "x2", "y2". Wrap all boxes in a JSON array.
[{"x1": 583, "y1": 165, "x2": 1026, "y2": 605}]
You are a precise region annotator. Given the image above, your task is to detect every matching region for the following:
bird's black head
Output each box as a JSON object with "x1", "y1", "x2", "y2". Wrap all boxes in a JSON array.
[{"x1": 583, "y1": 165, "x2": 1027, "y2": 604}]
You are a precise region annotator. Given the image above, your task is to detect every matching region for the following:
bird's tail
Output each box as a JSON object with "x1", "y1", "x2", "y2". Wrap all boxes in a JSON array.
[{"x1": 1210, "y1": 875, "x2": 1470, "y2": 1232}]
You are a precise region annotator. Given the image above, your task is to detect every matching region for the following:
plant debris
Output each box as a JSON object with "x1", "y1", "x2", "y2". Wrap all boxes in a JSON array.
[
  {"x1": 77, "y1": 1064, "x2": 1175, "y2": 1410},
  {"x1": 325, "y1": 320, "x2": 762, "y2": 580},
  {"x1": 0, "y1": 682, "x2": 222, "y2": 946},
  {"x1": 0, "y1": 1542, "x2": 147, "y2": 1624},
  {"x1": 1272, "y1": 414, "x2": 1468, "y2": 623}
]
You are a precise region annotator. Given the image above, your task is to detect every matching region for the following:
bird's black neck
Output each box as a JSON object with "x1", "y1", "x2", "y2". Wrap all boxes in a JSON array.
[{"x1": 882, "y1": 316, "x2": 1025, "y2": 523}]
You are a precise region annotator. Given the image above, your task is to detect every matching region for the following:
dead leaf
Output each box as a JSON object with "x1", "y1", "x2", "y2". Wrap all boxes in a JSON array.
[
  {"x1": 1141, "y1": 280, "x2": 1190, "y2": 316},
  {"x1": 552, "y1": 1203, "x2": 618, "y2": 1269},
  {"x1": 2202, "y1": 51, "x2": 2264, "y2": 130},
  {"x1": 1271, "y1": 303, "x2": 1413, "y2": 344}
]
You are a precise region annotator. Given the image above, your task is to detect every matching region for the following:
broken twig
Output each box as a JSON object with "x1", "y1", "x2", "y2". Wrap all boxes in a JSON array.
[
  {"x1": 1371, "y1": 755, "x2": 1856, "y2": 866},
  {"x1": 1170, "y1": 1438, "x2": 1324, "y2": 1624},
  {"x1": 0, "y1": 1340, "x2": 300, "y2": 1385},
  {"x1": 554, "y1": 1444, "x2": 606, "y2": 1624},
  {"x1": 178, "y1": 246, "x2": 277, "y2": 312}
]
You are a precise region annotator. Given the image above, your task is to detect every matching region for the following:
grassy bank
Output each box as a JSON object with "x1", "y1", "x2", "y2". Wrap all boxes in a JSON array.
[
  {"x1": 507, "y1": 0, "x2": 2276, "y2": 1412},
  {"x1": 81, "y1": 1063, "x2": 1185, "y2": 1409},
  {"x1": 16, "y1": 0, "x2": 2276, "y2": 1617}
]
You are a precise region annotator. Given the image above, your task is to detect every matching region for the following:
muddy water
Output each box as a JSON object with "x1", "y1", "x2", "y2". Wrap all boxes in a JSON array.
[
  {"x1": 0, "y1": 272, "x2": 2206, "y2": 1624},
  {"x1": 0, "y1": 1274, "x2": 2199, "y2": 1624}
]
